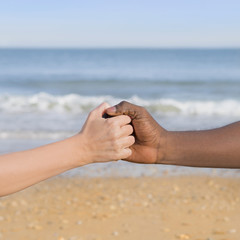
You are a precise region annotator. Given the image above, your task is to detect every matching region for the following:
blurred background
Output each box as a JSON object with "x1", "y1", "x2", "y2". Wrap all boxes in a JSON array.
[{"x1": 0, "y1": 0, "x2": 240, "y2": 176}]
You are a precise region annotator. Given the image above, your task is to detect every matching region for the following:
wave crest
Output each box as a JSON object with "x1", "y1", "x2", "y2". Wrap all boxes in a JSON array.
[{"x1": 0, "y1": 93, "x2": 240, "y2": 116}]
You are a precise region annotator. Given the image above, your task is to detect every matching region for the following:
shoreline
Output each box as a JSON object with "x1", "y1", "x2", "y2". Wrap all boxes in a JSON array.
[{"x1": 0, "y1": 175, "x2": 239, "y2": 240}]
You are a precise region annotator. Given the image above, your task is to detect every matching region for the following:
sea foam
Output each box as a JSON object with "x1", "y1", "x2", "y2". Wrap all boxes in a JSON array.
[{"x1": 0, "y1": 92, "x2": 240, "y2": 117}]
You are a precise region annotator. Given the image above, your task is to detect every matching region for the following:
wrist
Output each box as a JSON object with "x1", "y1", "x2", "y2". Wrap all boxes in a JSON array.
[
  {"x1": 68, "y1": 134, "x2": 93, "y2": 168},
  {"x1": 160, "y1": 131, "x2": 194, "y2": 166},
  {"x1": 157, "y1": 130, "x2": 180, "y2": 165}
]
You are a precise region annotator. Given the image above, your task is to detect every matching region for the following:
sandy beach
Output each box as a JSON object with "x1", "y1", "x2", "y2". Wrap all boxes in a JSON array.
[{"x1": 0, "y1": 175, "x2": 239, "y2": 240}]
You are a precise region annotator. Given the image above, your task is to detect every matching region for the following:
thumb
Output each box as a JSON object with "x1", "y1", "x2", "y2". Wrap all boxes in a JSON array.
[
  {"x1": 106, "y1": 101, "x2": 139, "y2": 119},
  {"x1": 91, "y1": 102, "x2": 111, "y2": 118}
]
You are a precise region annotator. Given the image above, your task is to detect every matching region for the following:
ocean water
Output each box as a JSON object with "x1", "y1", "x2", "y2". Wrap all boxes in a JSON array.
[{"x1": 1, "y1": 48, "x2": 240, "y2": 177}]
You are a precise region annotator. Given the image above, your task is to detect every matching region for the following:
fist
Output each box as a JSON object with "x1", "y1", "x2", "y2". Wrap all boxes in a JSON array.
[{"x1": 106, "y1": 101, "x2": 167, "y2": 164}]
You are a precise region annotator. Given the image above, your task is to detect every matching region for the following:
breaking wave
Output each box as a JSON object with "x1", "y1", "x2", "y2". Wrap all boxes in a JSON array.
[{"x1": 1, "y1": 92, "x2": 240, "y2": 116}]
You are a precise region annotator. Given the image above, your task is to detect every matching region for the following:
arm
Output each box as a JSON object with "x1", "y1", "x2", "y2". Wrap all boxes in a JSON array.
[
  {"x1": 165, "y1": 122, "x2": 240, "y2": 168},
  {"x1": 106, "y1": 101, "x2": 240, "y2": 168},
  {"x1": 0, "y1": 136, "x2": 82, "y2": 197},
  {"x1": 0, "y1": 103, "x2": 134, "y2": 197}
]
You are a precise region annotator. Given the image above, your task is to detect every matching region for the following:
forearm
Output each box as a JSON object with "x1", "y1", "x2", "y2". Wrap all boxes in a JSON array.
[
  {"x1": 162, "y1": 121, "x2": 240, "y2": 168},
  {"x1": 0, "y1": 135, "x2": 87, "y2": 197},
  {"x1": 0, "y1": 102, "x2": 133, "y2": 197}
]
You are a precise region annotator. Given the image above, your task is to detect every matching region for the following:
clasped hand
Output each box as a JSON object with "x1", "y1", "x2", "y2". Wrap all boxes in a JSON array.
[
  {"x1": 80, "y1": 101, "x2": 240, "y2": 168},
  {"x1": 1, "y1": 100, "x2": 240, "y2": 197},
  {"x1": 78, "y1": 101, "x2": 166, "y2": 166}
]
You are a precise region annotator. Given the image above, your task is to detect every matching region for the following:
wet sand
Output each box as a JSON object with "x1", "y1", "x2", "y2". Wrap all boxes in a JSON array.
[{"x1": 0, "y1": 176, "x2": 239, "y2": 240}]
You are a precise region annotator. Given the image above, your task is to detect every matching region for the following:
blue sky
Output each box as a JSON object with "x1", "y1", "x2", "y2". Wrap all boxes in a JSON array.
[{"x1": 0, "y1": 0, "x2": 240, "y2": 48}]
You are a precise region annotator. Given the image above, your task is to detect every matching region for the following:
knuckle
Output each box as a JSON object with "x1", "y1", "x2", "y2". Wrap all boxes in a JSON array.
[
  {"x1": 102, "y1": 102, "x2": 110, "y2": 108},
  {"x1": 138, "y1": 105, "x2": 146, "y2": 112},
  {"x1": 112, "y1": 140, "x2": 120, "y2": 151},
  {"x1": 88, "y1": 111, "x2": 95, "y2": 118},
  {"x1": 106, "y1": 118, "x2": 114, "y2": 126},
  {"x1": 111, "y1": 131, "x2": 119, "y2": 140},
  {"x1": 109, "y1": 120, "x2": 118, "y2": 128},
  {"x1": 105, "y1": 118, "x2": 111, "y2": 124},
  {"x1": 117, "y1": 101, "x2": 129, "y2": 114},
  {"x1": 119, "y1": 100, "x2": 129, "y2": 107}
]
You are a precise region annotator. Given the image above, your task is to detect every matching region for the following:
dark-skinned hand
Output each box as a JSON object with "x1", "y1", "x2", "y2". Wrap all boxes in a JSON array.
[{"x1": 106, "y1": 101, "x2": 167, "y2": 164}]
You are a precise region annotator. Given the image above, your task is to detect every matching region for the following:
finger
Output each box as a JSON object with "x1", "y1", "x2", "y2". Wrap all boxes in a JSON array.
[
  {"x1": 106, "y1": 101, "x2": 140, "y2": 119},
  {"x1": 120, "y1": 124, "x2": 134, "y2": 137},
  {"x1": 107, "y1": 115, "x2": 131, "y2": 127},
  {"x1": 90, "y1": 102, "x2": 111, "y2": 118},
  {"x1": 118, "y1": 135, "x2": 135, "y2": 149},
  {"x1": 118, "y1": 148, "x2": 132, "y2": 160}
]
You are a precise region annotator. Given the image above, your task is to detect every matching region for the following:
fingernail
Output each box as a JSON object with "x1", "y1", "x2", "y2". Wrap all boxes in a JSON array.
[{"x1": 107, "y1": 106, "x2": 116, "y2": 113}]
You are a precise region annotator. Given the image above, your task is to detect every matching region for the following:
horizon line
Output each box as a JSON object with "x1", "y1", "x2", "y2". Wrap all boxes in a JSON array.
[{"x1": 0, "y1": 46, "x2": 240, "y2": 50}]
